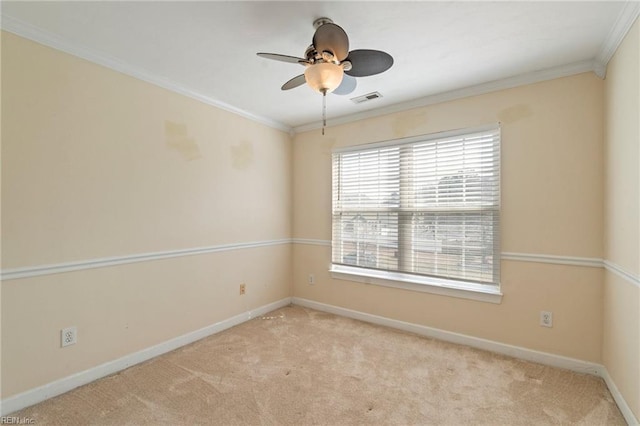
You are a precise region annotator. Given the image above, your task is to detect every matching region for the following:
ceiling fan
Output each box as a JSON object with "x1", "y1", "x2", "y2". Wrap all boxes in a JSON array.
[{"x1": 257, "y1": 17, "x2": 393, "y2": 134}]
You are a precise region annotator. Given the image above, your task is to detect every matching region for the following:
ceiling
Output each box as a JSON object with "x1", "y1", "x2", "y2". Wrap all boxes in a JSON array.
[{"x1": 2, "y1": 1, "x2": 638, "y2": 132}]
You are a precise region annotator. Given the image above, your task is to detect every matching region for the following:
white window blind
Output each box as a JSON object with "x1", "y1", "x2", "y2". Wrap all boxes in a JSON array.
[{"x1": 332, "y1": 125, "x2": 500, "y2": 287}]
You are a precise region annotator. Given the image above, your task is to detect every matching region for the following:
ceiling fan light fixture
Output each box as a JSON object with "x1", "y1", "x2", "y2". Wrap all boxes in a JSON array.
[{"x1": 304, "y1": 62, "x2": 344, "y2": 93}]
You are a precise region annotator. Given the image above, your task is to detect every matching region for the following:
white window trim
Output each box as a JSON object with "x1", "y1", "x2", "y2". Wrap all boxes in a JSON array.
[
  {"x1": 331, "y1": 123, "x2": 502, "y2": 303},
  {"x1": 330, "y1": 264, "x2": 502, "y2": 304}
]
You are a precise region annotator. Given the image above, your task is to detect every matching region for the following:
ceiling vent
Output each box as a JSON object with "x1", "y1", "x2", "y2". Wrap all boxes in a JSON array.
[{"x1": 350, "y1": 92, "x2": 383, "y2": 104}]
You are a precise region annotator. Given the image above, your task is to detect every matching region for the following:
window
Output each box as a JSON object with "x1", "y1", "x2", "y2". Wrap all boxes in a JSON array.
[{"x1": 331, "y1": 125, "x2": 501, "y2": 298}]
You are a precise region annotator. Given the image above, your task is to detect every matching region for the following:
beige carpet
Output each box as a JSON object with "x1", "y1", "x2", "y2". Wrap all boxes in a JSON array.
[{"x1": 13, "y1": 305, "x2": 624, "y2": 425}]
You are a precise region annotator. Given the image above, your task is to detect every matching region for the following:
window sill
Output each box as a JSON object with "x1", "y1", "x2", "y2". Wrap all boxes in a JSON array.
[{"x1": 330, "y1": 265, "x2": 502, "y2": 304}]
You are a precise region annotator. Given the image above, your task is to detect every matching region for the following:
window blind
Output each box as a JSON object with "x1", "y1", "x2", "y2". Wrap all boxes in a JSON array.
[{"x1": 332, "y1": 126, "x2": 500, "y2": 286}]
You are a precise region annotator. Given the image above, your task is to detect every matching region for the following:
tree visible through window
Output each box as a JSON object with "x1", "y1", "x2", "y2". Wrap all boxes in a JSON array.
[{"x1": 331, "y1": 126, "x2": 500, "y2": 287}]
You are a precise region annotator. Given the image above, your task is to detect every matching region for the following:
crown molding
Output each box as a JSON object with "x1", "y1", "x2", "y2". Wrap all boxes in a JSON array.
[
  {"x1": 292, "y1": 0, "x2": 638, "y2": 132},
  {"x1": 0, "y1": 14, "x2": 292, "y2": 134},
  {"x1": 594, "y1": 0, "x2": 640, "y2": 78},
  {"x1": 293, "y1": 59, "x2": 597, "y2": 134},
  {"x1": 3, "y1": 5, "x2": 637, "y2": 138}
]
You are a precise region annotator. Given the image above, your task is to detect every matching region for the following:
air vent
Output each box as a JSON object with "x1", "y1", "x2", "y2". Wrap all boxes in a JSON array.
[{"x1": 350, "y1": 92, "x2": 383, "y2": 104}]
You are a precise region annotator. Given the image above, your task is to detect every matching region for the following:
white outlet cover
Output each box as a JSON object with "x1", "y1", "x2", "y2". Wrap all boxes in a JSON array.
[
  {"x1": 540, "y1": 311, "x2": 553, "y2": 328},
  {"x1": 61, "y1": 326, "x2": 77, "y2": 347}
]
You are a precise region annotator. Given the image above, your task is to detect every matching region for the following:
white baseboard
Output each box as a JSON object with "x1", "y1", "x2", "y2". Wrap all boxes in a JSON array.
[
  {"x1": 601, "y1": 367, "x2": 639, "y2": 426},
  {"x1": 292, "y1": 297, "x2": 638, "y2": 426},
  {"x1": 3, "y1": 296, "x2": 636, "y2": 425},
  {"x1": 0, "y1": 297, "x2": 292, "y2": 416}
]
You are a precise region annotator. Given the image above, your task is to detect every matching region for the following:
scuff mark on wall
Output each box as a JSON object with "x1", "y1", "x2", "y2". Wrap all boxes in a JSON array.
[
  {"x1": 165, "y1": 120, "x2": 202, "y2": 161},
  {"x1": 231, "y1": 140, "x2": 254, "y2": 170},
  {"x1": 497, "y1": 104, "x2": 533, "y2": 124},
  {"x1": 392, "y1": 109, "x2": 428, "y2": 138}
]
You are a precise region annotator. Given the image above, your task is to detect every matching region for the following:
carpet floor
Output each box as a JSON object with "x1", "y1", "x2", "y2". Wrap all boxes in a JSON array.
[{"x1": 13, "y1": 305, "x2": 625, "y2": 425}]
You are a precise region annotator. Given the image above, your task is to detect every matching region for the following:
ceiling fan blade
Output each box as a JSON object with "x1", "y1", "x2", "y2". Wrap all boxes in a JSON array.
[
  {"x1": 257, "y1": 53, "x2": 307, "y2": 65},
  {"x1": 345, "y1": 50, "x2": 394, "y2": 77},
  {"x1": 281, "y1": 74, "x2": 306, "y2": 90},
  {"x1": 312, "y1": 23, "x2": 349, "y2": 61},
  {"x1": 332, "y1": 74, "x2": 357, "y2": 95}
]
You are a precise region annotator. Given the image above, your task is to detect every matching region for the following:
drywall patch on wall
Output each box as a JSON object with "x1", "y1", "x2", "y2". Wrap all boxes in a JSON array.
[
  {"x1": 165, "y1": 120, "x2": 202, "y2": 161},
  {"x1": 230, "y1": 140, "x2": 254, "y2": 170},
  {"x1": 391, "y1": 109, "x2": 428, "y2": 138},
  {"x1": 497, "y1": 104, "x2": 533, "y2": 124}
]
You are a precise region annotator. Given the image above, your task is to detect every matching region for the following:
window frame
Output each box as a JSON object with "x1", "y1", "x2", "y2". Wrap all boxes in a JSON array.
[{"x1": 330, "y1": 124, "x2": 502, "y2": 304}]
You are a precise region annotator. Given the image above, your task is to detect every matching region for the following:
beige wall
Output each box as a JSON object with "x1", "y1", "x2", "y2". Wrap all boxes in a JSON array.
[
  {"x1": 1, "y1": 32, "x2": 292, "y2": 397},
  {"x1": 603, "y1": 18, "x2": 640, "y2": 419},
  {"x1": 293, "y1": 72, "x2": 605, "y2": 362},
  {"x1": 2, "y1": 20, "x2": 638, "y2": 418}
]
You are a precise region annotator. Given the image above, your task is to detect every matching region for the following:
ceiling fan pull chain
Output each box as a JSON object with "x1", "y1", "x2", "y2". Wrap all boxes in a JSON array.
[{"x1": 322, "y1": 90, "x2": 327, "y2": 136}]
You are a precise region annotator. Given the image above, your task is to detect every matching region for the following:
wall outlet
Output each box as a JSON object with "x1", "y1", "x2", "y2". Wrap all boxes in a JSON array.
[
  {"x1": 239, "y1": 283, "x2": 246, "y2": 295},
  {"x1": 540, "y1": 311, "x2": 553, "y2": 327},
  {"x1": 308, "y1": 274, "x2": 315, "y2": 285},
  {"x1": 61, "y1": 326, "x2": 77, "y2": 347}
]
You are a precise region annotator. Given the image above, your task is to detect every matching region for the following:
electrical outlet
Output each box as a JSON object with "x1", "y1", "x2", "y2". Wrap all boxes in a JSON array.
[
  {"x1": 61, "y1": 326, "x2": 77, "y2": 347},
  {"x1": 308, "y1": 274, "x2": 315, "y2": 285},
  {"x1": 239, "y1": 283, "x2": 246, "y2": 295},
  {"x1": 540, "y1": 311, "x2": 553, "y2": 327}
]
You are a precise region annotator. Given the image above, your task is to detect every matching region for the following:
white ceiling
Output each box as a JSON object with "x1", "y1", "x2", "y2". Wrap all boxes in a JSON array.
[{"x1": 2, "y1": 1, "x2": 638, "y2": 132}]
